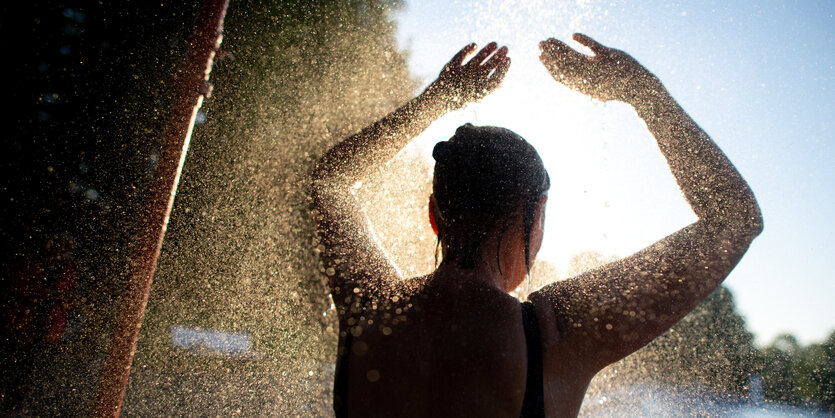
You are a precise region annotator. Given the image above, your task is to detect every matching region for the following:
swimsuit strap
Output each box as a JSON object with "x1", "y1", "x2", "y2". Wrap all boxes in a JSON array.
[
  {"x1": 520, "y1": 301, "x2": 546, "y2": 417},
  {"x1": 335, "y1": 301, "x2": 546, "y2": 417},
  {"x1": 333, "y1": 329, "x2": 352, "y2": 417}
]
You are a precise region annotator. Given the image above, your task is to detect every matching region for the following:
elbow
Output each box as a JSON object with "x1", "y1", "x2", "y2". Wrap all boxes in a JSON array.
[
  {"x1": 738, "y1": 187, "x2": 764, "y2": 238},
  {"x1": 702, "y1": 194, "x2": 763, "y2": 241},
  {"x1": 728, "y1": 196, "x2": 764, "y2": 241},
  {"x1": 310, "y1": 166, "x2": 325, "y2": 199},
  {"x1": 311, "y1": 153, "x2": 341, "y2": 193},
  {"x1": 310, "y1": 155, "x2": 351, "y2": 211},
  {"x1": 311, "y1": 150, "x2": 355, "y2": 189},
  {"x1": 310, "y1": 158, "x2": 333, "y2": 204},
  {"x1": 744, "y1": 202, "x2": 764, "y2": 239},
  {"x1": 311, "y1": 156, "x2": 330, "y2": 184}
]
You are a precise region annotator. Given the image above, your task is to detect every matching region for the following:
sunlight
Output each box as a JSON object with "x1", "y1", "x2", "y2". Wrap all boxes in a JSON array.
[
  {"x1": 396, "y1": 0, "x2": 695, "y2": 274},
  {"x1": 406, "y1": 46, "x2": 695, "y2": 273}
]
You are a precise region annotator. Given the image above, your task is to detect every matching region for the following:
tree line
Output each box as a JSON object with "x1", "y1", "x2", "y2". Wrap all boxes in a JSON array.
[{"x1": 558, "y1": 251, "x2": 835, "y2": 412}]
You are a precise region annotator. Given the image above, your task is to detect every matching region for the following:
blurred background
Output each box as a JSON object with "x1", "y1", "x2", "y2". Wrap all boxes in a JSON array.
[{"x1": 1, "y1": 0, "x2": 832, "y2": 415}]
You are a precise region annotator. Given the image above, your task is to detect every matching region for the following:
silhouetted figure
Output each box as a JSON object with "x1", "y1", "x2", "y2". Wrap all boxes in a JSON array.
[{"x1": 312, "y1": 34, "x2": 762, "y2": 417}]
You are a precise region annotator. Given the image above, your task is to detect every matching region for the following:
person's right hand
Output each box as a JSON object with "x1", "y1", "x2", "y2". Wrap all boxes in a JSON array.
[
  {"x1": 539, "y1": 33, "x2": 660, "y2": 103},
  {"x1": 425, "y1": 42, "x2": 511, "y2": 110}
]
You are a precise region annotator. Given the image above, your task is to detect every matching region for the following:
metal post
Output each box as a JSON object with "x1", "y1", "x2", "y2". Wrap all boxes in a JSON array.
[{"x1": 92, "y1": 0, "x2": 229, "y2": 415}]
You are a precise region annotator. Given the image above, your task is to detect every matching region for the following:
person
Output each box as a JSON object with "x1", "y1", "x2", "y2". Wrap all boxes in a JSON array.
[{"x1": 311, "y1": 34, "x2": 763, "y2": 417}]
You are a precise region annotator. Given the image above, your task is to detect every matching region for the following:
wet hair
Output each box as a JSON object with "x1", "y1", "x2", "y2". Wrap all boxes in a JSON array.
[{"x1": 432, "y1": 123, "x2": 550, "y2": 273}]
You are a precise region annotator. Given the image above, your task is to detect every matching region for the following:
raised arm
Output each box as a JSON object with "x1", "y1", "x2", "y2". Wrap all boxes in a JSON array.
[
  {"x1": 530, "y1": 34, "x2": 763, "y2": 372},
  {"x1": 311, "y1": 43, "x2": 510, "y2": 307}
]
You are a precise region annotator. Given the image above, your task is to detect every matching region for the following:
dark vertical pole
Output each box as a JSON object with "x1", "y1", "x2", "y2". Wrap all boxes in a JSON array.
[{"x1": 92, "y1": 0, "x2": 229, "y2": 416}]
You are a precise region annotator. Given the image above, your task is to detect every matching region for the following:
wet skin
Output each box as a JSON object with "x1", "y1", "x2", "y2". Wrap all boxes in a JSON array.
[{"x1": 312, "y1": 34, "x2": 762, "y2": 417}]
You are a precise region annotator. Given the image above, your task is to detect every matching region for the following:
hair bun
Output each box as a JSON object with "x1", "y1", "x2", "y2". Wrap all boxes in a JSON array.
[{"x1": 432, "y1": 141, "x2": 456, "y2": 163}]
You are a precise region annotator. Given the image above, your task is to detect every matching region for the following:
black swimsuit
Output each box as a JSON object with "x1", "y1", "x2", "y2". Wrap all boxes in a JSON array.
[
  {"x1": 333, "y1": 329, "x2": 351, "y2": 417},
  {"x1": 333, "y1": 301, "x2": 546, "y2": 417},
  {"x1": 520, "y1": 301, "x2": 546, "y2": 417}
]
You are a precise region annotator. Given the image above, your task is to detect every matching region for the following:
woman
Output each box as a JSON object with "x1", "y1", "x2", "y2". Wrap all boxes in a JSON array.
[{"x1": 311, "y1": 34, "x2": 762, "y2": 417}]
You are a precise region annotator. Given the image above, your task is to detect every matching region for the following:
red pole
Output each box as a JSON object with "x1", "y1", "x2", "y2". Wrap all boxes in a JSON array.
[{"x1": 93, "y1": 1, "x2": 229, "y2": 416}]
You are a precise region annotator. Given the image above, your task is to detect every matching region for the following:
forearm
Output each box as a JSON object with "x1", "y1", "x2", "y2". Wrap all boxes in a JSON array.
[
  {"x1": 536, "y1": 34, "x2": 764, "y2": 371},
  {"x1": 631, "y1": 85, "x2": 763, "y2": 236},
  {"x1": 313, "y1": 89, "x2": 447, "y2": 186}
]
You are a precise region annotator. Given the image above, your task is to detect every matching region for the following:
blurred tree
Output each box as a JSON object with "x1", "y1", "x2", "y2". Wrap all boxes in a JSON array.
[
  {"x1": 658, "y1": 286, "x2": 758, "y2": 395},
  {"x1": 755, "y1": 331, "x2": 835, "y2": 411},
  {"x1": 565, "y1": 250, "x2": 617, "y2": 277},
  {"x1": 572, "y1": 249, "x2": 760, "y2": 398},
  {"x1": 528, "y1": 258, "x2": 562, "y2": 294},
  {"x1": 560, "y1": 251, "x2": 757, "y2": 396},
  {"x1": 808, "y1": 331, "x2": 835, "y2": 411},
  {"x1": 758, "y1": 334, "x2": 800, "y2": 404},
  {"x1": 129, "y1": 0, "x2": 416, "y2": 413},
  {"x1": 601, "y1": 286, "x2": 758, "y2": 396}
]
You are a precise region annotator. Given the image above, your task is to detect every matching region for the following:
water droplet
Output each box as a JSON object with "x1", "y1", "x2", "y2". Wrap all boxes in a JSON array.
[
  {"x1": 350, "y1": 326, "x2": 363, "y2": 337},
  {"x1": 366, "y1": 369, "x2": 380, "y2": 382}
]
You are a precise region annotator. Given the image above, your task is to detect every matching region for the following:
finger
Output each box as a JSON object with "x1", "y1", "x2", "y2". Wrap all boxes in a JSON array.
[
  {"x1": 572, "y1": 33, "x2": 607, "y2": 56},
  {"x1": 538, "y1": 40, "x2": 588, "y2": 85},
  {"x1": 539, "y1": 38, "x2": 569, "y2": 52},
  {"x1": 468, "y1": 41, "x2": 498, "y2": 66},
  {"x1": 539, "y1": 38, "x2": 585, "y2": 72},
  {"x1": 484, "y1": 57, "x2": 511, "y2": 91},
  {"x1": 482, "y1": 45, "x2": 508, "y2": 69},
  {"x1": 447, "y1": 43, "x2": 477, "y2": 68},
  {"x1": 539, "y1": 38, "x2": 582, "y2": 61}
]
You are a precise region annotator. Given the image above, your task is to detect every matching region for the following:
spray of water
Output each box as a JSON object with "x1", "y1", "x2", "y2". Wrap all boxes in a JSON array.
[
  {"x1": 117, "y1": 1, "x2": 821, "y2": 416},
  {"x1": 125, "y1": 2, "x2": 416, "y2": 415}
]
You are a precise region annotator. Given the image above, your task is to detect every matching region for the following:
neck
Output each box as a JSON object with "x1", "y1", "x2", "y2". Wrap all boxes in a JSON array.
[
  {"x1": 437, "y1": 237, "x2": 527, "y2": 293},
  {"x1": 435, "y1": 259, "x2": 506, "y2": 291},
  {"x1": 436, "y1": 204, "x2": 535, "y2": 293}
]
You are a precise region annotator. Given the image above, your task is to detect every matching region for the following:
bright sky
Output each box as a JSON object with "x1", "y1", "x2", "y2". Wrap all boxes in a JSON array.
[{"x1": 392, "y1": 0, "x2": 834, "y2": 346}]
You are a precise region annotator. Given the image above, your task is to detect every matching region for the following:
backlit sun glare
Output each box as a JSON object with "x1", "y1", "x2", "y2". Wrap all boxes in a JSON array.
[{"x1": 406, "y1": 43, "x2": 695, "y2": 274}]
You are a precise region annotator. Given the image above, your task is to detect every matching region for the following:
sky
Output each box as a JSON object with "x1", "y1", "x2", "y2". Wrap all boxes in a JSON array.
[{"x1": 391, "y1": 0, "x2": 834, "y2": 346}]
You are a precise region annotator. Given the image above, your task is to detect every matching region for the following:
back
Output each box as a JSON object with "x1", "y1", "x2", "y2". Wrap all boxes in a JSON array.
[{"x1": 339, "y1": 273, "x2": 528, "y2": 418}]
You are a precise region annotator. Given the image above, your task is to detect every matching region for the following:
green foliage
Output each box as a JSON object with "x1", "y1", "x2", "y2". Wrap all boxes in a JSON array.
[
  {"x1": 597, "y1": 290, "x2": 835, "y2": 412},
  {"x1": 137, "y1": 0, "x2": 415, "y2": 374},
  {"x1": 810, "y1": 332, "x2": 835, "y2": 410},
  {"x1": 759, "y1": 334, "x2": 800, "y2": 403},
  {"x1": 756, "y1": 331, "x2": 835, "y2": 411},
  {"x1": 121, "y1": 0, "x2": 418, "y2": 414},
  {"x1": 607, "y1": 286, "x2": 759, "y2": 396},
  {"x1": 571, "y1": 247, "x2": 833, "y2": 412}
]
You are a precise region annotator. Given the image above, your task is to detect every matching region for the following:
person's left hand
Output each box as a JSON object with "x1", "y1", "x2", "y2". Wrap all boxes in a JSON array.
[
  {"x1": 424, "y1": 42, "x2": 511, "y2": 110},
  {"x1": 539, "y1": 33, "x2": 660, "y2": 103}
]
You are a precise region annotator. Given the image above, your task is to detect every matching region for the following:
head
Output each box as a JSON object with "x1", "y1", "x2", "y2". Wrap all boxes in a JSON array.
[{"x1": 430, "y1": 123, "x2": 550, "y2": 275}]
